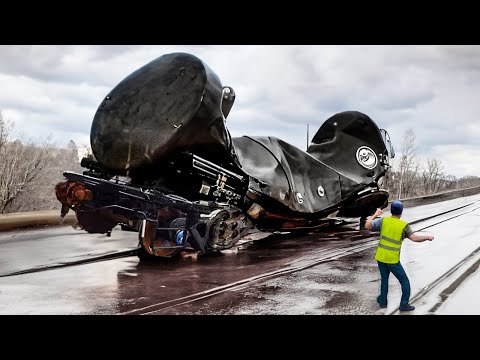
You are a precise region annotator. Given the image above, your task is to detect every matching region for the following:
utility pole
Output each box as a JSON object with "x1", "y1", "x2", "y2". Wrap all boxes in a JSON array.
[
  {"x1": 398, "y1": 158, "x2": 404, "y2": 200},
  {"x1": 398, "y1": 171, "x2": 403, "y2": 200},
  {"x1": 306, "y1": 123, "x2": 309, "y2": 150}
]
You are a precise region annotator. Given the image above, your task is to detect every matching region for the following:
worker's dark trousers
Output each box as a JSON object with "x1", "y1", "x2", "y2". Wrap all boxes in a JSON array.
[{"x1": 377, "y1": 261, "x2": 411, "y2": 307}]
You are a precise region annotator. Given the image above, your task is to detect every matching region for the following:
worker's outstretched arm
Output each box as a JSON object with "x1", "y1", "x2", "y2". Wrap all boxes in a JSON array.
[
  {"x1": 408, "y1": 233, "x2": 434, "y2": 242},
  {"x1": 365, "y1": 208, "x2": 383, "y2": 230}
]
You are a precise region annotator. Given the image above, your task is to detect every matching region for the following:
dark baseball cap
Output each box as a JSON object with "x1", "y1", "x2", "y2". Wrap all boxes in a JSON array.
[{"x1": 391, "y1": 200, "x2": 403, "y2": 215}]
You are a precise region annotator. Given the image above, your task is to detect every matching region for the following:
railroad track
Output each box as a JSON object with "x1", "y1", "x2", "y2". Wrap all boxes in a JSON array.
[
  {"x1": 384, "y1": 245, "x2": 480, "y2": 315},
  {"x1": 121, "y1": 200, "x2": 480, "y2": 315},
  {"x1": 0, "y1": 249, "x2": 138, "y2": 278},
  {"x1": 0, "y1": 200, "x2": 477, "y2": 279}
]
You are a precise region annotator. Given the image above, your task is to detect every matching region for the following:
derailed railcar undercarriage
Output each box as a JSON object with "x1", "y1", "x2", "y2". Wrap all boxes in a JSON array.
[{"x1": 55, "y1": 165, "x2": 255, "y2": 259}]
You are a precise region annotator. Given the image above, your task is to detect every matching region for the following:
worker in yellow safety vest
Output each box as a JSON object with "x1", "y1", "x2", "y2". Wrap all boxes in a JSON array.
[{"x1": 365, "y1": 200, "x2": 434, "y2": 312}]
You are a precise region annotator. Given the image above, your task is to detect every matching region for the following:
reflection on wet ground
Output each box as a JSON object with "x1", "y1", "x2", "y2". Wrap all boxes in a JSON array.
[
  {"x1": 0, "y1": 225, "x2": 376, "y2": 314},
  {"x1": 116, "y1": 232, "x2": 373, "y2": 314},
  {"x1": 147, "y1": 246, "x2": 381, "y2": 315}
]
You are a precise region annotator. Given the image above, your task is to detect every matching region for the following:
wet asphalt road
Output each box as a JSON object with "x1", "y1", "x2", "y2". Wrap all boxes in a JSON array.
[
  {"x1": 146, "y1": 245, "x2": 382, "y2": 315},
  {"x1": 0, "y1": 194, "x2": 479, "y2": 315},
  {"x1": 0, "y1": 224, "x2": 376, "y2": 314}
]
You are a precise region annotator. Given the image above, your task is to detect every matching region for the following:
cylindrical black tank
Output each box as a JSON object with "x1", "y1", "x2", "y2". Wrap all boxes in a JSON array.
[{"x1": 90, "y1": 52, "x2": 235, "y2": 176}]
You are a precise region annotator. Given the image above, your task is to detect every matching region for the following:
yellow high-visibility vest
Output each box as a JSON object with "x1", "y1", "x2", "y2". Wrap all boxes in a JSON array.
[{"x1": 374, "y1": 217, "x2": 408, "y2": 264}]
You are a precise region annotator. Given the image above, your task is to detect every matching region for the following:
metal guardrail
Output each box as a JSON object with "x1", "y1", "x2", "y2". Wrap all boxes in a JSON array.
[
  {"x1": 387, "y1": 185, "x2": 480, "y2": 209},
  {"x1": 0, "y1": 210, "x2": 77, "y2": 232}
]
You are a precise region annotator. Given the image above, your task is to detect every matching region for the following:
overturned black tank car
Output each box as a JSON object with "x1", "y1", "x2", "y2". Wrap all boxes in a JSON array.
[{"x1": 55, "y1": 52, "x2": 395, "y2": 259}]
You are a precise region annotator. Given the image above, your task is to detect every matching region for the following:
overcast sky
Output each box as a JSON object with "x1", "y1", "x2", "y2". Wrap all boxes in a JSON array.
[{"x1": 0, "y1": 45, "x2": 479, "y2": 178}]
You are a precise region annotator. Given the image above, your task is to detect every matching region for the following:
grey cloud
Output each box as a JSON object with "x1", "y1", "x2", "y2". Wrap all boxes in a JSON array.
[
  {"x1": 372, "y1": 90, "x2": 435, "y2": 111},
  {"x1": 87, "y1": 45, "x2": 138, "y2": 60},
  {"x1": 1, "y1": 45, "x2": 479, "y2": 178},
  {"x1": 439, "y1": 45, "x2": 480, "y2": 72},
  {"x1": 0, "y1": 45, "x2": 185, "y2": 86},
  {"x1": 0, "y1": 45, "x2": 80, "y2": 83}
]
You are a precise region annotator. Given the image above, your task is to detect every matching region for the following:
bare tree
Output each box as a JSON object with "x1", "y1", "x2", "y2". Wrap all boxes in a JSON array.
[
  {"x1": 66, "y1": 140, "x2": 79, "y2": 166},
  {"x1": 0, "y1": 111, "x2": 60, "y2": 213},
  {"x1": 442, "y1": 174, "x2": 457, "y2": 191},
  {"x1": 422, "y1": 158, "x2": 444, "y2": 194},
  {"x1": 5, "y1": 139, "x2": 83, "y2": 213},
  {"x1": 0, "y1": 111, "x2": 13, "y2": 152},
  {"x1": 397, "y1": 128, "x2": 418, "y2": 199},
  {"x1": 0, "y1": 136, "x2": 56, "y2": 213},
  {"x1": 458, "y1": 176, "x2": 480, "y2": 189}
]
